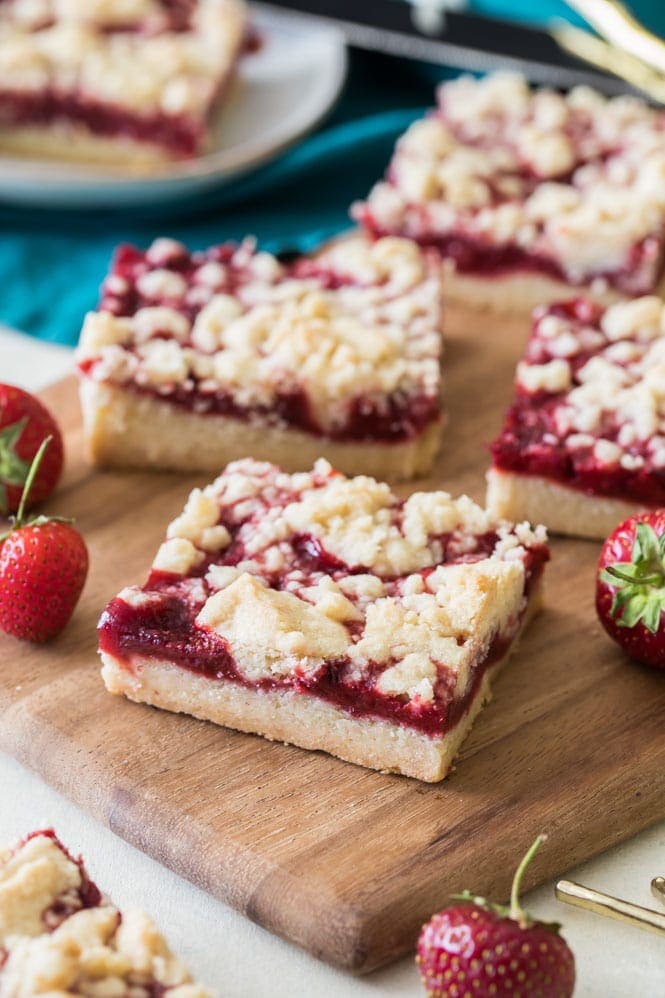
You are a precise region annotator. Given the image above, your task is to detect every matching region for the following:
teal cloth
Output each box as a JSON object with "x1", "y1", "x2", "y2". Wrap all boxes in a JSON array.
[
  {"x1": 473, "y1": 0, "x2": 665, "y2": 34},
  {"x1": 3, "y1": 3, "x2": 665, "y2": 346}
]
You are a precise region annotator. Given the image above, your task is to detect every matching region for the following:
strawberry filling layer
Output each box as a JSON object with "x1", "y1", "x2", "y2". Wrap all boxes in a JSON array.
[
  {"x1": 358, "y1": 210, "x2": 662, "y2": 297},
  {"x1": 492, "y1": 399, "x2": 665, "y2": 505},
  {"x1": 98, "y1": 535, "x2": 547, "y2": 739},
  {"x1": 0, "y1": 90, "x2": 203, "y2": 155},
  {"x1": 491, "y1": 298, "x2": 665, "y2": 504}
]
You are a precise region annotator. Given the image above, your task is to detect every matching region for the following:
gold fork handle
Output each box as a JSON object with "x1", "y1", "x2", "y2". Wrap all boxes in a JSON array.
[
  {"x1": 567, "y1": 0, "x2": 665, "y2": 76},
  {"x1": 652, "y1": 877, "x2": 665, "y2": 906},
  {"x1": 556, "y1": 879, "x2": 665, "y2": 937},
  {"x1": 552, "y1": 21, "x2": 665, "y2": 103}
]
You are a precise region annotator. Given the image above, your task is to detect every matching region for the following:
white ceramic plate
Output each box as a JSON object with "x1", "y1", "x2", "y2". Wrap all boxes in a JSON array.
[{"x1": 0, "y1": 5, "x2": 347, "y2": 208}]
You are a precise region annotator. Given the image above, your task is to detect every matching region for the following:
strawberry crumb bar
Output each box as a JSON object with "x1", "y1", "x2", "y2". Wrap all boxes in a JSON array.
[
  {"x1": 77, "y1": 235, "x2": 445, "y2": 481},
  {"x1": 487, "y1": 296, "x2": 665, "y2": 539},
  {"x1": 0, "y1": 829, "x2": 210, "y2": 996},
  {"x1": 99, "y1": 459, "x2": 548, "y2": 782},
  {"x1": 354, "y1": 73, "x2": 665, "y2": 312},
  {"x1": 0, "y1": 0, "x2": 246, "y2": 166}
]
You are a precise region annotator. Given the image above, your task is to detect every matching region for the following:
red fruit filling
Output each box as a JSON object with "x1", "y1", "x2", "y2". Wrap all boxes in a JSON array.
[
  {"x1": 98, "y1": 519, "x2": 547, "y2": 738},
  {"x1": 0, "y1": 90, "x2": 204, "y2": 156},
  {"x1": 359, "y1": 207, "x2": 663, "y2": 298},
  {"x1": 491, "y1": 298, "x2": 665, "y2": 505}
]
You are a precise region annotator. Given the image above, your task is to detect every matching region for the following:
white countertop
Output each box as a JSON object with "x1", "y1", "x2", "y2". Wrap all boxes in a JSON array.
[{"x1": 1, "y1": 326, "x2": 664, "y2": 997}]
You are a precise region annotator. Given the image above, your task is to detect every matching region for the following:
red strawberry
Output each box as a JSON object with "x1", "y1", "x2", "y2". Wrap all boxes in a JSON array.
[
  {"x1": 596, "y1": 511, "x2": 665, "y2": 669},
  {"x1": 416, "y1": 836, "x2": 575, "y2": 998},
  {"x1": 0, "y1": 384, "x2": 64, "y2": 516},
  {"x1": 0, "y1": 440, "x2": 88, "y2": 643}
]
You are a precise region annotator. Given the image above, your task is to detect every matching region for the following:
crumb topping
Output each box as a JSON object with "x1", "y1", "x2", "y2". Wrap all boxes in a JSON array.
[
  {"x1": 355, "y1": 72, "x2": 665, "y2": 293},
  {"x1": 0, "y1": 0, "x2": 245, "y2": 117},
  {"x1": 0, "y1": 834, "x2": 83, "y2": 941},
  {"x1": 0, "y1": 831, "x2": 211, "y2": 996},
  {"x1": 104, "y1": 459, "x2": 547, "y2": 722},
  {"x1": 77, "y1": 236, "x2": 444, "y2": 441},
  {"x1": 492, "y1": 297, "x2": 665, "y2": 500}
]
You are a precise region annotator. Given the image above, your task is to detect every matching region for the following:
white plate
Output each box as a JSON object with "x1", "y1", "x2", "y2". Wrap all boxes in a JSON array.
[{"x1": 0, "y1": 5, "x2": 347, "y2": 208}]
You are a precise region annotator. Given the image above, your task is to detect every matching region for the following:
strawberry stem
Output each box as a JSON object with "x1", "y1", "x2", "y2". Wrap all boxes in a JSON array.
[
  {"x1": 509, "y1": 834, "x2": 547, "y2": 926},
  {"x1": 15, "y1": 436, "x2": 52, "y2": 525},
  {"x1": 604, "y1": 566, "x2": 662, "y2": 587}
]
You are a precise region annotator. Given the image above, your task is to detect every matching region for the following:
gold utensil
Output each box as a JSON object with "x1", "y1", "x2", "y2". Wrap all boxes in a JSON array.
[
  {"x1": 552, "y1": 21, "x2": 665, "y2": 103},
  {"x1": 556, "y1": 880, "x2": 665, "y2": 938},
  {"x1": 652, "y1": 877, "x2": 665, "y2": 906},
  {"x1": 566, "y1": 0, "x2": 665, "y2": 77}
]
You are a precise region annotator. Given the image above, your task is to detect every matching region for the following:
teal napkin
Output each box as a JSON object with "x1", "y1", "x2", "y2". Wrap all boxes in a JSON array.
[{"x1": 473, "y1": 0, "x2": 665, "y2": 35}]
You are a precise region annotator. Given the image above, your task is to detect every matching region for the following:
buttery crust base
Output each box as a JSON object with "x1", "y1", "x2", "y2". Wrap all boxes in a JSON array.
[
  {"x1": 100, "y1": 586, "x2": 542, "y2": 784},
  {"x1": 438, "y1": 264, "x2": 660, "y2": 314},
  {"x1": 486, "y1": 468, "x2": 647, "y2": 540},
  {"x1": 0, "y1": 124, "x2": 175, "y2": 170},
  {"x1": 79, "y1": 379, "x2": 444, "y2": 481}
]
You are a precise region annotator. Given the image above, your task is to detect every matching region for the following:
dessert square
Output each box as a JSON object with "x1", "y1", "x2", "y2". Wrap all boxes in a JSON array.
[
  {"x1": 99, "y1": 458, "x2": 548, "y2": 782},
  {"x1": 0, "y1": 828, "x2": 211, "y2": 995},
  {"x1": 76, "y1": 234, "x2": 445, "y2": 481},
  {"x1": 0, "y1": 0, "x2": 246, "y2": 166},
  {"x1": 487, "y1": 296, "x2": 665, "y2": 539},
  {"x1": 353, "y1": 72, "x2": 665, "y2": 312}
]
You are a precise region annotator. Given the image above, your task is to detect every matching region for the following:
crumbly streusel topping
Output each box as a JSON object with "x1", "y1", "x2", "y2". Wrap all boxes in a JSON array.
[
  {"x1": 4, "y1": 0, "x2": 174, "y2": 31},
  {"x1": 77, "y1": 236, "x2": 444, "y2": 437},
  {"x1": 114, "y1": 459, "x2": 546, "y2": 707},
  {"x1": 514, "y1": 297, "x2": 665, "y2": 472},
  {"x1": 355, "y1": 72, "x2": 665, "y2": 293},
  {"x1": 0, "y1": 831, "x2": 211, "y2": 997},
  {"x1": 0, "y1": 0, "x2": 245, "y2": 117}
]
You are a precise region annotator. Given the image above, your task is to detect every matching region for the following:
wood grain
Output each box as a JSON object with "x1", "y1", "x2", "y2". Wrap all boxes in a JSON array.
[{"x1": 1, "y1": 305, "x2": 665, "y2": 974}]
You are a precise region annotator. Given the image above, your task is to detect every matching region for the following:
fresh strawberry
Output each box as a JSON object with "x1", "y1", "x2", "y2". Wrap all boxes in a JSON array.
[
  {"x1": 596, "y1": 511, "x2": 665, "y2": 669},
  {"x1": 0, "y1": 439, "x2": 88, "y2": 643},
  {"x1": 0, "y1": 384, "x2": 64, "y2": 516},
  {"x1": 416, "y1": 836, "x2": 575, "y2": 998}
]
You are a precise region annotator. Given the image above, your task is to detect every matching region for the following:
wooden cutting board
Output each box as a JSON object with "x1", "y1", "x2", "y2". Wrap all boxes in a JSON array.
[{"x1": 2, "y1": 305, "x2": 665, "y2": 975}]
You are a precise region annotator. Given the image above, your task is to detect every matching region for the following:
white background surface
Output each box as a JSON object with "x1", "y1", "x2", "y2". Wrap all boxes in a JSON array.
[{"x1": 1, "y1": 326, "x2": 664, "y2": 996}]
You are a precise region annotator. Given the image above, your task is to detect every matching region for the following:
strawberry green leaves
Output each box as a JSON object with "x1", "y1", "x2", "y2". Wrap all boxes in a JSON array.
[
  {"x1": 600, "y1": 523, "x2": 665, "y2": 634},
  {"x1": 0, "y1": 418, "x2": 30, "y2": 514},
  {"x1": 596, "y1": 512, "x2": 665, "y2": 668}
]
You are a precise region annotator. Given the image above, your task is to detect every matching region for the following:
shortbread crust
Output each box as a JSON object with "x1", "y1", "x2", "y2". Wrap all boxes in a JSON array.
[
  {"x1": 486, "y1": 468, "x2": 647, "y2": 542},
  {"x1": 488, "y1": 296, "x2": 665, "y2": 538},
  {"x1": 354, "y1": 73, "x2": 665, "y2": 310},
  {"x1": 0, "y1": 829, "x2": 211, "y2": 996},
  {"x1": 77, "y1": 235, "x2": 446, "y2": 480},
  {"x1": 101, "y1": 592, "x2": 541, "y2": 783},
  {"x1": 98, "y1": 459, "x2": 548, "y2": 782}
]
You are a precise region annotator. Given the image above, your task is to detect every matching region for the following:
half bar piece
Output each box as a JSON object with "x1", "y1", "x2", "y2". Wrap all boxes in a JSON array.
[
  {"x1": 0, "y1": 829, "x2": 211, "y2": 995},
  {"x1": 99, "y1": 459, "x2": 548, "y2": 782},
  {"x1": 354, "y1": 73, "x2": 665, "y2": 312},
  {"x1": 0, "y1": 0, "x2": 246, "y2": 166},
  {"x1": 487, "y1": 296, "x2": 665, "y2": 539},
  {"x1": 77, "y1": 235, "x2": 445, "y2": 480}
]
